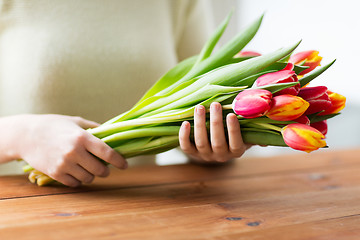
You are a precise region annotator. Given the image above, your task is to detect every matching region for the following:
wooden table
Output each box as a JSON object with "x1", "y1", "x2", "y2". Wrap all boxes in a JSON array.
[{"x1": 1, "y1": 148, "x2": 360, "y2": 239}]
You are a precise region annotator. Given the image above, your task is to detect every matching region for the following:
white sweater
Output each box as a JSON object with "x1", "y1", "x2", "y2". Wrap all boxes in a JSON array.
[{"x1": 0, "y1": 0, "x2": 213, "y2": 174}]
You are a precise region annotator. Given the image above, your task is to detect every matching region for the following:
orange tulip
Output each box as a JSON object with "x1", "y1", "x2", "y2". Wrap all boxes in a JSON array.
[
  {"x1": 266, "y1": 95, "x2": 309, "y2": 121},
  {"x1": 318, "y1": 90, "x2": 346, "y2": 115},
  {"x1": 281, "y1": 123, "x2": 326, "y2": 153},
  {"x1": 289, "y1": 50, "x2": 322, "y2": 75}
]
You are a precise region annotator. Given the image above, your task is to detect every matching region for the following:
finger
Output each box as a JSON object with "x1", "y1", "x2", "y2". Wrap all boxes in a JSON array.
[
  {"x1": 77, "y1": 151, "x2": 110, "y2": 177},
  {"x1": 194, "y1": 105, "x2": 212, "y2": 158},
  {"x1": 56, "y1": 174, "x2": 81, "y2": 188},
  {"x1": 84, "y1": 134, "x2": 128, "y2": 169},
  {"x1": 71, "y1": 116, "x2": 100, "y2": 129},
  {"x1": 209, "y1": 102, "x2": 227, "y2": 155},
  {"x1": 179, "y1": 121, "x2": 197, "y2": 156},
  {"x1": 226, "y1": 113, "x2": 246, "y2": 158},
  {"x1": 68, "y1": 164, "x2": 95, "y2": 184}
]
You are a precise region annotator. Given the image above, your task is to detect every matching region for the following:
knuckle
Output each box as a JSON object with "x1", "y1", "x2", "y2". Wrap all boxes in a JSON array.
[
  {"x1": 73, "y1": 131, "x2": 87, "y2": 144},
  {"x1": 102, "y1": 148, "x2": 116, "y2": 162},
  {"x1": 195, "y1": 142, "x2": 209, "y2": 150},
  {"x1": 48, "y1": 169, "x2": 61, "y2": 180},
  {"x1": 62, "y1": 149, "x2": 76, "y2": 162},
  {"x1": 48, "y1": 168, "x2": 62, "y2": 181},
  {"x1": 211, "y1": 143, "x2": 225, "y2": 152},
  {"x1": 210, "y1": 119, "x2": 223, "y2": 128}
]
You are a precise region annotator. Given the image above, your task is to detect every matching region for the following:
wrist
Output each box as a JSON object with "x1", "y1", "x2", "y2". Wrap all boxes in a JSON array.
[{"x1": 0, "y1": 114, "x2": 33, "y2": 162}]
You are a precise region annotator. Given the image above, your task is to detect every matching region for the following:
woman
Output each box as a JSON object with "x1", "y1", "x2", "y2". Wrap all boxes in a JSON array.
[{"x1": 0, "y1": 0, "x2": 248, "y2": 186}]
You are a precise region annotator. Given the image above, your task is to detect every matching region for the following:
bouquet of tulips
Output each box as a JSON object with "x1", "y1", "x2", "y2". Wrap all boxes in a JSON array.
[{"x1": 26, "y1": 13, "x2": 345, "y2": 186}]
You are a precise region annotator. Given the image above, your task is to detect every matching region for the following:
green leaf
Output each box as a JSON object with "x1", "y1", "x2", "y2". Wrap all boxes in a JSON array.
[
  {"x1": 141, "y1": 85, "x2": 246, "y2": 117},
  {"x1": 241, "y1": 130, "x2": 287, "y2": 146},
  {"x1": 154, "y1": 14, "x2": 265, "y2": 97},
  {"x1": 193, "y1": 11, "x2": 232, "y2": 67},
  {"x1": 127, "y1": 41, "x2": 301, "y2": 119},
  {"x1": 263, "y1": 62, "x2": 309, "y2": 75},
  {"x1": 308, "y1": 113, "x2": 340, "y2": 123},
  {"x1": 239, "y1": 117, "x2": 293, "y2": 125},
  {"x1": 102, "y1": 126, "x2": 180, "y2": 147},
  {"x1": 299, "y1": 60, "x2": 336, "y2": 87},
  {"x1": 255, "y1": 81, "x2": 299, "y2": 94},
  {"x1": 230, "y1": 70, "x2": 276, "y2": 87},
  {"x1": 137, "y1": 55, "x2": 198, "y2": 103},
  {"x1": 114, "y1": 136, "x2": 179, "y2": 158},
  {"x1": 112, "y1": 78, "x2": 198, "y2": 122}
]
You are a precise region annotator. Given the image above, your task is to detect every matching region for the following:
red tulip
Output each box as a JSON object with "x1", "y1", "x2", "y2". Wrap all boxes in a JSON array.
[
  {"x1": 281, "y1": 123, "x2": 326, "y2": 153},
  {"x1": 298, "y1": 86, "x2": 332, "y2": 115},
  {"x1": 310, "y1": 120, "x2": 328, "y2": 135},
  {"x1": 318, "y1": 90, "x2": 346, "y2": 115},
  {"x1": 266, "y1": 95, "x2": 309, "y2": 121},
  {"x1": 255, "y1": 70, "x2": 300, "y2": 96},
  {"x1": 232, "y1": 89, "x2": 272, "y2": 118},
  {"x1": 293, "y1": 115, "x2": 310, "y2": 125},
  {"x1": 289, "y1": 50, "x2": 322, "y2": 75}
]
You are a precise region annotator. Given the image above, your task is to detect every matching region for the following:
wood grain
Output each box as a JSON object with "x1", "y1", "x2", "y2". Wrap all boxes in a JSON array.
[{"x1": 0, "y1": 148, "x2": 359, "y2": 239}]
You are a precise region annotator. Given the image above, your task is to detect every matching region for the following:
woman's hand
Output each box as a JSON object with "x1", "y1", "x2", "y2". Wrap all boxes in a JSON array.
[
  {"x1": 179, "y1": 102, "x2": 250, "y2": 164},
  {"x1": 2, "y1": 114, "x2": 127, "y2": 187}
]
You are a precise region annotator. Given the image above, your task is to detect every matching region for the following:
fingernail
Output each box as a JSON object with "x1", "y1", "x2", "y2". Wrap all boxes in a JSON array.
[
  {"x1": 211, "y1": 102, "x2": 220, "y2": 112},
  {"x1": 196, "y1": 105, "x2": 205, "y2": 115}
]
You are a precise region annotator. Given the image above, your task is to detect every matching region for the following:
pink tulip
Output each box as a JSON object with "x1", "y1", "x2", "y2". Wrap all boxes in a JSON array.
[
  {"x1": 298, "y1": 86, "x2": 332, "y2": 115},
  {"x1": 281, "y1": 123, "x2": 326, "y2": 153},
  {"x1": 255, "y1": 70, "x2": 300, "y2": 96},
  {"x1": 232, "y1": 89, "x2": 272, "y2": 118},
  {"x1": 235, "y1": 51, "x2": 261, "y2": 58},
  {"x1": 289, "y1": 50, "x2": 322, "y2": 75},
  {"x1": 310, "y1": 120, "x2": 328, "y2": 135},
  {"x1": 266, "y1": 95, "x2": 309, "y2": 121}
]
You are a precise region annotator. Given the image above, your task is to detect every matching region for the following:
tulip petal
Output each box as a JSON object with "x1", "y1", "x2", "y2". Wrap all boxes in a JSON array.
[
  {"x1": 232, "y1": 89, "x2": 272, "y2": 118},
  {"x1": 289, "y1": 50, "x2": 322, "y2": 75},
  {"x1": 282, "y1": 123, "x2": 326, "y2": 153},
  {"x1": 319, "y1": 91, "x2": 346, "y2": 115},
  {"x1": 266, "y1": 95, "x2": 309, "y2": 121}
]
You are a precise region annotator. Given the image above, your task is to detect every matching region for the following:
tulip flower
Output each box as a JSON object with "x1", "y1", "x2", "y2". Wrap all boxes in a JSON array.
[
  {"x1": 289, "y1": 50, "x2": 322, "y2": 75},
  {"x1": 266, "y1": 95, "x2": 309, "y2": 121},
  {"x1": 298, "y1": 86, "x2": 332, "y2": 115},
  {"x1": 232, "y1": 89, "x2": 272, "y2": 118},
  {"x1": 318, "y1": 90, "x2": 346, "y2": 115},
  {"x1": 310, "y1": 120, "x2": 328, "y2": 135},
  {"x1": 281, "y1": 123, "x2": 326, "y2": 153},
  {"x1": 255, "y1": 69, "x2": 300, "y2": 96},
  {"x1": 235, "y1": 51, "x2": 261, "y2": 57},
  {"x1": 293, "y1": 115, "x2": 310, "y2": 125}
]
